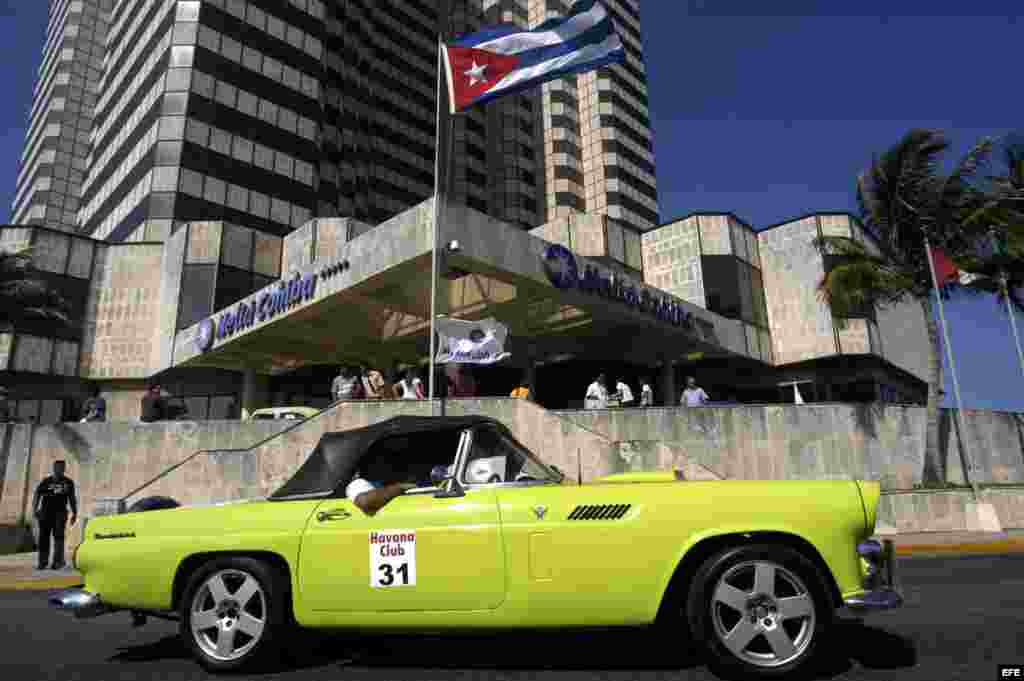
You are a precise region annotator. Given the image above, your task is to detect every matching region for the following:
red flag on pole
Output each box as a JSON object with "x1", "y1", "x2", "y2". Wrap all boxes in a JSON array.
[
  {"x1": 928, "y1": 246, "x2": 960, "y2": 300},
  {"x1": 929, "y1": 246, "x2": 959, "y2": 285}
]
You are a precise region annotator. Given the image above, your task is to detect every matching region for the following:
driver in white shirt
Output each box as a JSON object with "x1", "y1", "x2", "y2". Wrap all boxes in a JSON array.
[{"x1": 345, "y1": 460, "x2": 418, "y2": 516}]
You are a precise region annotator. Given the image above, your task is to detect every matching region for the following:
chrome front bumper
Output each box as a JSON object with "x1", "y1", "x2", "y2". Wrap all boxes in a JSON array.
[
  {"x1": 844, "y1": 538, "x2": 903, "y2": 611},
  {"x1": 844, "y1": 588, "x2": 903, "y2": 610},
  {"x1": 49, "y1": 588, "x2": 116, "y2": 619}
]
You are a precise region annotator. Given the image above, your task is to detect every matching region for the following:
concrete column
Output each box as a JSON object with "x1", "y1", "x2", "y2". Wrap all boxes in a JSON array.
[
  {"x1": 240, "y1": 369, "x2": 270, "y2": 419},
  {"x1": 660, "y1": 361, "x2": 676, "y2": 407}
]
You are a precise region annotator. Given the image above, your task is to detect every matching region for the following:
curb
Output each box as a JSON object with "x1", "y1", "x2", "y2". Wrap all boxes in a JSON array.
[
  {"x1": 895, "y1": 540, "x2": 1024, "y2": 557},
  {"x1": 0, "y1": 577, "x2": 83, "y2": 591}
]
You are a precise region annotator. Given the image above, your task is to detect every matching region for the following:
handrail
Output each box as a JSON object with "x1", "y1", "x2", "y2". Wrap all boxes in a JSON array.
[{"x1": 118, "y1": 398, "x2": 351, "y2": 505}]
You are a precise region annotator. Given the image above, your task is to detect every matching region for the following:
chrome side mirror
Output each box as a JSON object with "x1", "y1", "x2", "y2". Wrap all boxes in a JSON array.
[{"x1": 429, "y1": 464, "x2": 452, "y2": 486}]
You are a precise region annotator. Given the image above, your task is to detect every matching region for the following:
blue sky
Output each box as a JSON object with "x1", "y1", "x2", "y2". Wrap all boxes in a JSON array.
[{"x1": 1, "y1": 1, "x2": 1021, "y2": 411}]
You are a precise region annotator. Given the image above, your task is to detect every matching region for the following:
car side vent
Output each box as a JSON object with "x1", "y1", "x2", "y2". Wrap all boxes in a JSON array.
[{"x1": 567, "y1": 504, "x2": 632, "y2": 520}]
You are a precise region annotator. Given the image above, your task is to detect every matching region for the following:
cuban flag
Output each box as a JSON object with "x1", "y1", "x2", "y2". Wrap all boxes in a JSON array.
[{"x1": 442, "y1": 0, "x2": 625, "y2": 113}]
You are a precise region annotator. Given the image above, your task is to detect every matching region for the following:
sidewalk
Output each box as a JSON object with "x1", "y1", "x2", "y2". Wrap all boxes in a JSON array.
[{"x1": 2, "y1": 530, "x2": 1022, "y2": 592}]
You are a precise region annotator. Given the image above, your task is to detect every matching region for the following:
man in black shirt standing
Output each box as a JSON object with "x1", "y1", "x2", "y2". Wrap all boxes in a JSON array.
[{"x1": 32, "y1": 460, "x2": 77, "y2": 570}]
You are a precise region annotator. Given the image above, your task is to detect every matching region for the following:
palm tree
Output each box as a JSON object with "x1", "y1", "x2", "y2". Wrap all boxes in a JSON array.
[
  {"x1": 954, "y1": 133, "x2": 1024, "y2": 378},
  {"x1": 0, "y1": 245, "x2": 69, "y2": 332},
  {"x1": 813, "y1": 129, "x2": 995, "y2": 488}
]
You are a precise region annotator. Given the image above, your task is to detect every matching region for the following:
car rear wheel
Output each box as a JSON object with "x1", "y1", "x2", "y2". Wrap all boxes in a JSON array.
[
  {"x1": 686, "y1": 544, "x2": 831, "y2": 680},
  {"x1": 179, "y1": 557, "x2": 290, "y2": 672}
]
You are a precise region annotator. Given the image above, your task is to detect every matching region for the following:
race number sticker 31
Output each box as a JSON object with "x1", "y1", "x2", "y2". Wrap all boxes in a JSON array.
[{"x1": 369, "y1": 530, "x2": 417, "y2": 587}]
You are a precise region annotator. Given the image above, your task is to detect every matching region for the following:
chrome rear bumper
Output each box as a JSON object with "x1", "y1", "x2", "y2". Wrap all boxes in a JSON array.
[
  {"x1": 49, "y1": 588, "x2": 116, "y2": 619},
  {"x1": 845, "y1": 538, "x2": 903, "y2": 611}
]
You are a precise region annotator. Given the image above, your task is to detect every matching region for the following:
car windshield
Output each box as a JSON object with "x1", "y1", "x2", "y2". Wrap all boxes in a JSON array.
[{"x1": 461, "y1": 426, "x2": 560, "y2": 485}]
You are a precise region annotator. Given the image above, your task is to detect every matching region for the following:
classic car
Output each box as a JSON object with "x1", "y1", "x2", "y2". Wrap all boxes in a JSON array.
[{"x1": 52, "y1": 415, "x2": 901, "y2": 678}]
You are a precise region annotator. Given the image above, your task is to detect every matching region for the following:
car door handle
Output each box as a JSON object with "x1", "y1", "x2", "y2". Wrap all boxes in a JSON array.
[{"x1": 317, "y1": 509, "x2": 351, "y2": 522}]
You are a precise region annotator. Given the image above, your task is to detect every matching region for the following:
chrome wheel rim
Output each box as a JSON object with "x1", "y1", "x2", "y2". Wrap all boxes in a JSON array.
[
  {"x1": 710, "y1": 560, "x2": 816, "y2": 668},
  {"x1": 190, "y1": 569, "x2": 267, "y2": 662}
]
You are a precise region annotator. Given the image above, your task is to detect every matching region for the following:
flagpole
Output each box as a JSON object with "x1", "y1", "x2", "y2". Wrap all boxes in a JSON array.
[
  {"x1": 428, "y1": 35, "x2": 444, "y2": 414},
  {"x1": 999, "y1": 270, "x2": 1024, "y2": 381},
  {"x1": 924, "y1": 235, "x2": 978, "y2": 497}
]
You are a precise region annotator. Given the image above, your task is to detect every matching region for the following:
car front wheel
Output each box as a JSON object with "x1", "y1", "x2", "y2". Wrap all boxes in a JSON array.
[
  {"x1": 686, "y1": 544, "x2": 832, "y2": 680},
  {"x1": 180, "y1": 557, "x2": 290, "y2": 672}
]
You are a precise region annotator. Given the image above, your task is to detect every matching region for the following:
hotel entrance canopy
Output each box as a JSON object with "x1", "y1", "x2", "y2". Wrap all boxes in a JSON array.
[{"x1": 169, "y1": 200, "x2": 752, "y2": 374}]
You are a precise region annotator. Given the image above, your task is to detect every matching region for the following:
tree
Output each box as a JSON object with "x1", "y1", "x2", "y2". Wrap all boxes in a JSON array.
[
  {"x1": 954, "y1": 133, "x2": 1024, "y2": 377},
  {"x1": 813, "y1": 129, "x2": 995, "y2": 487},
  {"x1": 0, "y1": 246, "x2": 69, "y2": 332}
]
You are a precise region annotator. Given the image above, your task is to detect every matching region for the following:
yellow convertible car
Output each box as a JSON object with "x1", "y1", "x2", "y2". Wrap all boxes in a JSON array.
[{"x1": 52, "y1": 415, "x2": 901, "y2": 678}]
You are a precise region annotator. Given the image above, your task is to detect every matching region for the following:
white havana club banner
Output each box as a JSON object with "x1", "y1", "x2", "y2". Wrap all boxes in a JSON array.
[{"x1": 434, "y1": 317, "x2": 511, "y2": 365}]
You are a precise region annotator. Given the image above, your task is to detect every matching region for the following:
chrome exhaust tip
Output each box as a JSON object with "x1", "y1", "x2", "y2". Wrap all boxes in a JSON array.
[{"x1": 49, "y1": 588, "x2": 114, "y2": 618}]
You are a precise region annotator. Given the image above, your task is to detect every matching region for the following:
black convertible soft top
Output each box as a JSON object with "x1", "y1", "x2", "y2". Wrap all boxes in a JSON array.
[{"x1": 268, "y1": 415, "x2": 501, "y2": 501}]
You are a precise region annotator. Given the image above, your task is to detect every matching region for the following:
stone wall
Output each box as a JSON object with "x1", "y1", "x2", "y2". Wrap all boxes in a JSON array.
[
  {"x1": 758, "y1": 216, "x2": 838, "y2": 364},
  {"x1": 640, "y1": 215, "x2": 705, "y2": 308},
  {"x1": 79, "y1": 242, "x2": 166, "y2": 379},
  {"x1": 3, "y1": 402, "x2": 1024, "y2": 537},
  {"x1": 565, "y1": 405, "x2": 1024, "y2": 489}
]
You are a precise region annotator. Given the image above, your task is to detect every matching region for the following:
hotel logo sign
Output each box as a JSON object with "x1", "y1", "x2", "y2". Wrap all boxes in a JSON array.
[
  {"x1": 541, "y1": 244, "x2": 713, "y2": 336},
  {"x1": 195, "y1": 271, "x2": 318, "y2": 353}
]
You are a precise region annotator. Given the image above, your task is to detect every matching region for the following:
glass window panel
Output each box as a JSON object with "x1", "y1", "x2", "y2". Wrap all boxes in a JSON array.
[
  {"x1": 152, "y1": 166, "x2": 180, "y2": 191},
  {"x1": 286, "y1": 25, "x2": 304, "y2": 48},
  {"x1": 281, "y1": 65, "x2": 300, "y2": 90},
  {"x1": 172, "y1": 22, "x2": 198, "y2": 45},
  {"x1": 180, "y1": 168, "x2": 204, "y2": 196},
  {"x1": 270, "y1": 197, "x2": 291, "y2": 224},
  {"x1": 165, "y1": 68, "x2": 192, "y2": 92},
  {"x1": 249, "y1": 191, "x2": 270, "y2": 218},
  {"x1": 149, "y1": 192, "x2": 176, "y2": 218},
  {"x1": 738, "y1": 261, "x2": 754, "y2": 324},
  {"x1": 305, "y1": 35, "x2": 321, "y2": 59},
  {"x1": 176, "y1": 1, "x2": 201, "y2": 21},
  {"x1": 278, "y1": 108, "x2": 297, "y2": 134},
  {"x1": 242, "y1": 46, "x2": 262, "y2": 73},
  {"x1": 197, "y1": 24, "x2": 220, "y2": 52},
  {"x1": 185, "y1": 118, "x2": 210, "y2": 146},
  {"x1": 176, "y1": 263, "x2": 217, "y2": 330},
  {"x1": 227, "y1": 183, "x2": 249, "y2": 212},
  {"x1": 210, "y1": 128, "x2": 232, "y2": 155},
  {"x1": 159, "y1": 117, "x2": 186, "y2": 141},
  {"x1": 225, "y1": 0, "x2": 246, "y2": 18},
  {"x1": 154, "y1": 140, "x2": 183, "y2": 165},
  {"x1": 301, "y1": 116, "x2": 318, "y2": 140},
  {"x1": 274, "y1": 153, "x2": 294, "y2": 177},
  {"x1": 253, "y1": 143, "x2": 274, "y2": 169},
  {"x1": 221, "y1": 222, "x2": 253, "y2": 269},
  {"x1": 232, "y1": 137, "x2": 254, "y2": 163},
  {"x1": 204, "y1": 176, "x2": 227, "y2": 204},
  {"x1": 262, "y1": 57, "x2": 282, "y2": 81},
  {"x1": 236, "y1": 90, "x2": 258, "y2": 116},
  {"x1": 162, "y1": 91, "x2": 189, "y2": 115},
  {"x1": 215, "y1": 264, "x2": 255, "y2": 311},
  {"x1": 220, "y1": 36, "x2": 242, "y2": 62},
  {"x1": 258, "y1": 99, "x2": 278, "y2": 125},
  {"x1": 215, "y1": 80, "x2": 237, "y2": 107},
  {"x1": 266, "y1": 15, "x2": 284, "y2": 39},
  {"x1": 246, "y1": 3, "x2": 266, "y2": 29}
]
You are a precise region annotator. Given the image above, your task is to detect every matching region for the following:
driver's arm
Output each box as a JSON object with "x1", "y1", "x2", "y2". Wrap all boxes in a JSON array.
[{"x1": 346, "y1": 478, "x2": 414, "y2": 516}]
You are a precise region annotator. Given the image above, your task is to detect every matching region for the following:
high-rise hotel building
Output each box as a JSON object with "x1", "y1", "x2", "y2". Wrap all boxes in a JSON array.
[{"x1": 12, "y1": 0, "x2": 655, "y2": 240}]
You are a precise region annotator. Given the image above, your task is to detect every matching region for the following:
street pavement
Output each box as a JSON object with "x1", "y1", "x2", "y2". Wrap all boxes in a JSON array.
[{"x1": 1, "y1": 553, "x2": 1022, "y2": 681}]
